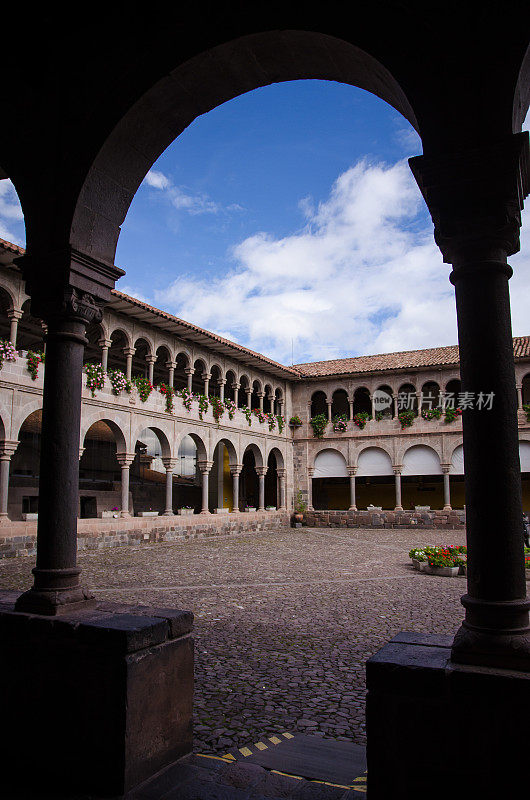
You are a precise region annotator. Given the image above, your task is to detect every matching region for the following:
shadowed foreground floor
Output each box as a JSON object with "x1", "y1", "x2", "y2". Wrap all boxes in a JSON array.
[{"x1": 0, "y1": 526, "x2": 466, "y2": 755}]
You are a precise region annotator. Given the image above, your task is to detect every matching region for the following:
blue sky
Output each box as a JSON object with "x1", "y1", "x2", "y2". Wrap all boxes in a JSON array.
[{"x1": 1, "y1": 80, "x2": 529, "y2": 365}]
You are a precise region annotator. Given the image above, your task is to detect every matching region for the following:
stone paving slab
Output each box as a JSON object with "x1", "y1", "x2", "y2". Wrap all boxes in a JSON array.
[{"x1": 0, "y1": 526, "x2": 469, "y2": 756}]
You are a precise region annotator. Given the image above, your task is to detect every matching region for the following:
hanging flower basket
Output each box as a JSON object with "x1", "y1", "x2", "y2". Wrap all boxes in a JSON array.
[
  {"x1": 107, "y1": 369, "x2": 131, "y2": 396},
  {"x1": 310, "y1": 414, "x2": 328, "y2": 438},
  {"x1": 333, "y1": 414, "x2": 348, "y2": 433},
  {"x1": 398, "y1": 410, "x2": 416, "y2": 429},
  {"x1": 84, "y1": 363, "x2": 105, "y2": 397},
  {"x1": 159, "y1": 382, "x2": 175, "y2": 413},
  {"x1": 224, "y1": 398, "x2": 236, "y2": 420},
  {"x1": 26, "y1": 350, "x2": 44, "y2": 380},
  {"x1": 353, "y1": 412, "x2": 371, "y2": 430},
  {"x1": 0, "y1": 338, "x2": 17, "y2": 371},
  {"x1": 289, "y1": 415, "x2": 302, "y2": 428},
  {"x1": 133, "y1": 376, "x2": 153, "y2": 402}
]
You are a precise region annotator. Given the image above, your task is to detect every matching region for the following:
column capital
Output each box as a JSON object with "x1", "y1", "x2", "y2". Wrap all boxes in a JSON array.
[
  {"x1": 276, "y1": 468, "x2": 286, "y2": 478},
  {"x1": 393, "y1": 465, "x2": 403, "y2": 475},
  {"x1": 197, "y1": 459, "x2": 213, "y2": 474},
  {"x1": 162, "y1": 457, "x2": 178, "y2": 471},
  {"x1": 79, "y1": 447, "x2": 85, "y2": 461},
  {"x1": 116, "y1": 452, "x2": 135, "y2": 468},
  {"x1": 0, "y1": 440, "x2": 19, "y2": 458},
  {"x1": 257, "y1": 391, "x2": 265, "y2": 398},
  {"x1": 230, "y1": 464, "x2": 243, "y2": 476},
  {"x1": 409, "y1": 133, "x2": 529, "y2": 264},
  {"x1": 255, "y1": 465, "x2": 268, "y2": 477},
  {"x1": 441, "y1": 463, "x2": 451, "y2": 474},
  {"x1": 123, "y1": 347, "x2": 136, "y2": 357},
  {"x1": 7, "y1": 308, "x2": 23, "y2": 321},
  {"x1": 347, "y1": 466, "x2": 358, "y2": 476},
  {"x1": 98, "y1": 337, "x2": 112, "y2": 349},
  {"x1": 308, "y1": 467, "x2": 315, "y2": 477},
  {"x1": 202, "y1": 372, "x2": 211, "y2": 381},
  {"x1": 218, "y1": 378, "x2": 227, "y2": 386},
  {"x1": 145, "y1": 354, "x2": 157, "y2": 364},
  {"x1": 166, "y1": 360, "x2": 177, "y2": 370},
  {"x1": 233, "y1": 382, "x2": 241, "y2": 390},
  {"x1": 184, "y1": 367, "x2": 195, "y2": 376}
]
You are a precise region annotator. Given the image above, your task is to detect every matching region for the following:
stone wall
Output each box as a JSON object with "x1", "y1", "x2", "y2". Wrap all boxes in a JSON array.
[
  {"x1": 304, "y1": 508, "x2": 465, "y2": 529},
  {"x1": 0, "y1": 510, "x2": 290, "y2": 559}
]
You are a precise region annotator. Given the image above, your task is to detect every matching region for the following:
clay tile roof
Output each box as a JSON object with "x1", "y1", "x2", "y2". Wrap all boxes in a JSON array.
[
  {"x1": 0, "y1": 237, "x2": 25, "y2": 256},
  {"x1": 295, "y1": 337, "x2": 530, "y2": 377},
  {"x1": 2, "y1": 237, "x2": 530, "y2": 379},
  {"x1": 0, "y1": 238, "x2": 299, "y2": 378},
  {"x1": 109, "y1": 289, "x2": 300, "y2": 377}
]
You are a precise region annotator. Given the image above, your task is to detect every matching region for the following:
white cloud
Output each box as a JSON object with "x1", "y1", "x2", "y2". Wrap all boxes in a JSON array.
[
  {"x1": 143, "y1": 169, "x2": 220, "y2": 215},
  {"x1": 0, "y1": 180, "x2": 25, "y2": 244},
  {"x1": 153, "y1": 159, "x2": 461, "y2": 363},
  {"x1": 117, "y1": 285, "x2": 151, "y2": 304}
]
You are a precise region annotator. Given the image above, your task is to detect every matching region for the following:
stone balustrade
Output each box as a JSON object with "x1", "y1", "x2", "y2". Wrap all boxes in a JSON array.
[{"x1": 0, "y1": 352, "x2": 288, "y2": 439}]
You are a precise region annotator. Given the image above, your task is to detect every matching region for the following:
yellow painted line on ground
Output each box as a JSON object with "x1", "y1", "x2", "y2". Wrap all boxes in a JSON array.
[
  {"x1": 281, "y1": 732, "x2": 294, "y2": 739},
  {"x1": 239, "y1": 746, "x2": 253, "y2": 757},
  {"x1": 353, "y1": 776, "x2": 367, "y2": 782},
  {"x1": 196, "y1": 754, "x2": 233, "y2": 763},
  {"x1": 270, "y1": 770, "x2": 302, "y2": 780},
  {"x1": 310, "y1": 779, "x2": 352, "y2": 790},
  {"x1": 268, "y1": 735, "x2": 282, "y2": 744},
  {"x1": 222, "y1": 753, "x2": 236, "y2": 761},
  {"x1": 255, "y1": 741, "x2": 268, "y2": 750}
]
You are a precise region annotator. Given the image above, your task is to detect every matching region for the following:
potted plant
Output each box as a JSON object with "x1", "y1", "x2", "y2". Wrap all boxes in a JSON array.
[
  {"x1": 398, "y1": 409, "x2": 416, "y2": 429},
  {"x1": 444, "y1": 406, "x2": 463, "y2": 423},
  {"x1": 178, "y1": 506, "x2": 194, "y2": 516},
  {"x1": 99, "y1": 506, "x2": 120, "y2": 519},
  {"x1": 353, "y1": 412, "x2": 371, "y2": 430},
  {"x1": 293, "y1": 489, "x2": 307, "y2": 524},
  {"x1": 332, "y1": 414, "x2": 348, "y2": 433},
  {"x1": 244, "y1": 504, "x2": 257, "y2": 512},
  {"x1": 137, "y1": 507, "x2": 159, "y2": 517},
  {"x1": 310, "y1": 413, "x2": 328, "y2": 438},
  {"x1": 289, "y1": 415, "x2": 302, "y2": 428}
]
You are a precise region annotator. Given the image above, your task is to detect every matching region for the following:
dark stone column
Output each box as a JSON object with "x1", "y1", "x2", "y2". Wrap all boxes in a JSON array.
[
  {"x1": 15, "y1": 289, "x2": 106, "y2": 614},
  {"x1": 14, "y1": 248, "x2": 123, "y2": 616},
  {"x1": 410, "y1": 132, "x2": 530, "y2": 669}
]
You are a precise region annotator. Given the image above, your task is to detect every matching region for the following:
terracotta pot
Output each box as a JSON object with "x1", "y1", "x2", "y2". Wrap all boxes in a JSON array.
[{"x1": 293, "y1": 513, "x2": 304, "y2": 523}]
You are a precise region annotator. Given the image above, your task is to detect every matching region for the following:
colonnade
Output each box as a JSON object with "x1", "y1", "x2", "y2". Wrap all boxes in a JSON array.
[{"x1": 307, "y1": 461, "x2": 454, "y2": 512}]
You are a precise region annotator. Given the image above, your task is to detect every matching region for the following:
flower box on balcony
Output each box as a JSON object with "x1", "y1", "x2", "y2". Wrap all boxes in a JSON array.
[
  {"x1": 21, "y1": 513, "x2": 38, "y2": 521},
  {"x1": 415, "y1": 505, "x2": 431, "y2": 511},
  {"x1": 244, "y1": 507, "x2": 257, "y2": 512},
  {"x1": 214, "y1": 508, "x2": 229, "y2": 514},
  {"x1": 177, "y1": 508, "x2": 194, "y2": 516},
  {"x1": 265, "y1": 506, "x2": 276, "y2": 511},
  {"x1": 137, "y1": 511, "x2": 159, "y2": 517},
  {"x1": 99, "y1": 511, "x2": 119, "y2": 519}
]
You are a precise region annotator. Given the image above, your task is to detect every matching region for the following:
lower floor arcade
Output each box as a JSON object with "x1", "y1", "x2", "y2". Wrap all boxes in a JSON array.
[
  {"x1": 0, "y1": 408, "x2": 287, "y2": 521},
  {"x1": 306, "y1": 442, "x2": 530, "y2": 512}
]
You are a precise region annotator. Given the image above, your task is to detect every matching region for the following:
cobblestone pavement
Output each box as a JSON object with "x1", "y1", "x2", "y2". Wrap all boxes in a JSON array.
[{"x1": 0, "y1": 526, "x2": 467, "y2": 756}]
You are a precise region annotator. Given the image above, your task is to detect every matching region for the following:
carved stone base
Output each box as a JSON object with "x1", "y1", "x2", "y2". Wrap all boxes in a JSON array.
[
  {"x1": 451, "y1": 622, "x2": 530, "y2": 671},
  {"x1": 0, "y1": 592, "x2": 194, "y2": 797},
  {"x1": 367, "y1": 631, "x2": 530, "y2": 799},
  {"x1": 14, "y1": 585, "x2": 96, "y2": 616}
]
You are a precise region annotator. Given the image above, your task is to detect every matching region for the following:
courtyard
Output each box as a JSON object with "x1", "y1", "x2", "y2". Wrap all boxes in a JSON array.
[{"x1": 0, "y1": 525, "x2": 467, "y2": 755}]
